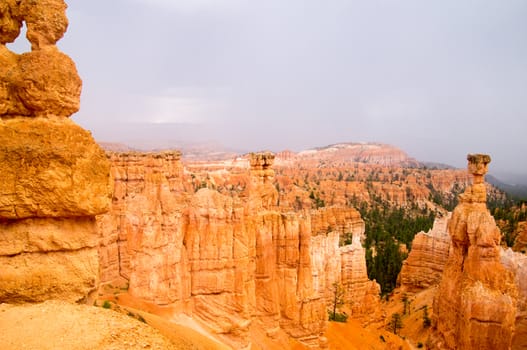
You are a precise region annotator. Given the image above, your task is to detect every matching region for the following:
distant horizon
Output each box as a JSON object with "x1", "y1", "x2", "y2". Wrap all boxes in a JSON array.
[{"x1": 85, "y1": 120, "x2": 527, "y2": 185}]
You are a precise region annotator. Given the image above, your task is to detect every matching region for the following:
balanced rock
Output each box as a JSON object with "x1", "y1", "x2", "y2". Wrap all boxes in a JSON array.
[
  {"x1": 0, "y1": 0, "x2": 81, "y2": 118},
  {"x1": 19, "y1": 0, "x2": 69, "y2": 49}
]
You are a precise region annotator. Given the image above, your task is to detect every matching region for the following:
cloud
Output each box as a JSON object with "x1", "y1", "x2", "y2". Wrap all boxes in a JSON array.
[{"x1": 140, "y1": 87, "x2": 229, "y2": 124}]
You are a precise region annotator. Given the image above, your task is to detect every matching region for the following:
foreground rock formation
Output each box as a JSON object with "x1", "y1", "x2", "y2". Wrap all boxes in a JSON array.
[
  {"x1": 432, "y1": 155, "x2": 520, "y2": 349},
  {"x1": 98, "y1": 151, "x2": 381, "y2": 348},
  {"x1": 0, "y1": 0, "x2": 111, "y2": 303},
  {"x1": 398, "y1": 214, "x2": 452, "y2": 292}
]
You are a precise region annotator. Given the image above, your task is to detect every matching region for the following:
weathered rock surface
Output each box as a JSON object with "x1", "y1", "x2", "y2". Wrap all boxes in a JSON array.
[
  {"x1": 398, "y1": 214, "x2": 452, "y2": 292},
  {"x1": 0, "y1": 117, "x2": 111, "y2": 219},
  {"x1": 98, "y1": 151, "x2": 381, "y2": 349},
  {"x1": 0, "y1": 0, "x2": 22, "y2": 45},
  {"x1": 0, "y1": 248, "x2": 99, "y2": 303},
  {"x1": 15, "y1": 47, "x2": 82, "y2": 117},
  {"x1": 433, "y1": 154, "x2": 519, "y2": 350},
  {"x1": 340, "y1": 240, "x2": 381, "y2": 318},
  {"x1": 98, "y1": 151, "x2": 186, "y2": 305},
  {"x1": 0, "y1": 0, "x2": 81, "y2": 118},
  {"x1": 19, "y1": 0, "x2": 69, "y2": 49},
  {"x1": 0, "y1": 0, "x2": 111, "y2": 303}
]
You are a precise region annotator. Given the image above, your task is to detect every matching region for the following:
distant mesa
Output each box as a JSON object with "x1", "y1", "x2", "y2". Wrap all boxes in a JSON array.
[{"x1": 281, "y1": 142, "x2": 420, "y2": 167}]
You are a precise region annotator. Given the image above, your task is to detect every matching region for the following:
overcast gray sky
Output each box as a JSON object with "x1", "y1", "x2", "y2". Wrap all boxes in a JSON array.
[{"x1": 9, "y1": 0, "x2": 527, "y2": 175}]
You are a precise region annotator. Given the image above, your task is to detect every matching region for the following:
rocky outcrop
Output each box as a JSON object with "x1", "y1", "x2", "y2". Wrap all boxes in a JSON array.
[
  {"x1": 398, "y1": 214, "x2": 452, "y2": 292},
  {"x1": 98, "y1": 151, "x2": 380, "y2": 349},
  {"x1": 0, "y1": 0, "x2": 81, "y2": 118},
  {"x1": 0, "y1": 0, "x2": 111, "y2": 303},
  {"x1": 98, "y1": 151, "x2": 185, "y2": 305},
  {"x1": 340, "y1": 239, "x2": 381, "y2": 318},
  {"x1": 433, "y1": 154, "x2": 519, "y2": 350},
  {"x1": 0, "y1": 118, "x2": 110, "y2": 218}
]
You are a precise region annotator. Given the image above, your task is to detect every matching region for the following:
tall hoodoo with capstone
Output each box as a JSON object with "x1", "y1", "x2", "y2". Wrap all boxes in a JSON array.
[
  {"x1": 433, "y1": 154, "x2": 518, "y2": 349},
  {"x1": 0, "y1": 0, "x2": 111, "y2": 302}
]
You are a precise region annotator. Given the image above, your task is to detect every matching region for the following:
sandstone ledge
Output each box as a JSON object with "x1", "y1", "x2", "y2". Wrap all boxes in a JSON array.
[{"x1": 0, "y1": 117, "x2": 111, "y2": 219}]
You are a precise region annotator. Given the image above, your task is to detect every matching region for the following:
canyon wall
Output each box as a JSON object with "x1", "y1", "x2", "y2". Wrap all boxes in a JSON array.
[
  {"x1": 0, "y1": 0, "x2": 111, "y2": 303},
  {"x1": 398, "y1": 214, "x2": 452, "y2": 292},
  {"x1": 98, "y1": 151, "x2": 380, "y2": 348},
  {"x1": 432, "y1": 155, "x2": 521, "y2": 350}
]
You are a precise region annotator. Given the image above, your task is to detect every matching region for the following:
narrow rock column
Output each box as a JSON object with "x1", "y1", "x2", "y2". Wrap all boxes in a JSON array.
[{"x1": 433, "y1": 154, "x2": 518, "y2": 350}]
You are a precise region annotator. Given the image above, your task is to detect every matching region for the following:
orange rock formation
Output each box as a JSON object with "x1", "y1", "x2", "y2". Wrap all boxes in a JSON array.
[
  {"x1": 398, "y1": 214, "x2": 452, "y2": 292},
  {"x1": 0, "y1": 0, "x2": 111, "y2": 303},
  {"x1": 433, "y1": 154, "x2": 519, "y2": 349},
  {"x1": 98, "y1": 151, "x2": 381, "y2": 348}
]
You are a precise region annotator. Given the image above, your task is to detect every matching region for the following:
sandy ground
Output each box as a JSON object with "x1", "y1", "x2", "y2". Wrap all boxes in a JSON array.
[
  {"x1": 324, "y1": 318, "x2": 411, "y2": 350},
  {"x1": 0, "y1": 288, "x2": 433, "y2": 350},
  {"x1": 0, "y1": 300, "x2": 177, "y2": 350}
]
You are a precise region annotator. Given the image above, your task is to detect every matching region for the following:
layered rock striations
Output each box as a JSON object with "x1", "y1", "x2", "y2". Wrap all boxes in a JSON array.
[
  {"x1": 339, "y1": 237, "x2": 381, "y2": 318},
  {"x1": 398, "y1": 214, "x2": 452, "y2": 292},
  {"x1": 0, "y1": 0, "x2": 111, "y2": 303},
  {"x1": 433, "y1": 155, "x2": 519, "y2": 350},
  {"x1": 98, "y1": 151, "x2": 186, "y2": 305},
  {"x1": 98, "y1": 151, "x2": 380, "y2": 348}
]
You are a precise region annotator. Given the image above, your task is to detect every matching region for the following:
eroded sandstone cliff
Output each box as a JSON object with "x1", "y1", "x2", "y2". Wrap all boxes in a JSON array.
[
  {"x1": 398, "y1": 214, "x2": 452, "y2": 292},
  {"x1": 98, "y1": 151, "x2": 381, "y2": 349}
]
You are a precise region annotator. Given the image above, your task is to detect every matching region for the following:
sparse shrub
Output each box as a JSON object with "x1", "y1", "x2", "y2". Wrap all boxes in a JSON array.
[
  {"x1": 328, "y1": 310, "x2": 348, "y2": 323},
  {"x1": 417, "y1": 342, "x2": 423, "y2": 348},
  {"x1": 390, "y1": 313, "x2": 403, "y2": 335},
  {"x1": 423, "y1": 305, "x2": 431, "y2": 328},
  {"x1": 329, "y1": 282, "x2": 346, "y2": 321},
  {"x1": 102, "y1": 300, "x2": 111, "y2": 309},
  {"x1": 402, "y1": 293, "x2": 410, "y2": 315}
]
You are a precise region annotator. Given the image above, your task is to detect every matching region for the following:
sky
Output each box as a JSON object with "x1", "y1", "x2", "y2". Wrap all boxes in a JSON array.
[{"x1": 8, "y1": 0, "x2": 527, "y2": 176}]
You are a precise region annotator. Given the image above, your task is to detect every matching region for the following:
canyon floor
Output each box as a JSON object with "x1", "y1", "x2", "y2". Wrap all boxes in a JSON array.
[
  {"x1": 1, "y1": 296, "x2": 413, "y2": 350},
  {"x1": 96, "y1": 289, "x2": 415, "y2": 350}
]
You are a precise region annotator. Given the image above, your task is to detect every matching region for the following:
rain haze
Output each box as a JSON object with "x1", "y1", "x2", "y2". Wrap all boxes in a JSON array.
[{"x1": 9, "y1": 0, "x2": 527, "y2": 180}]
